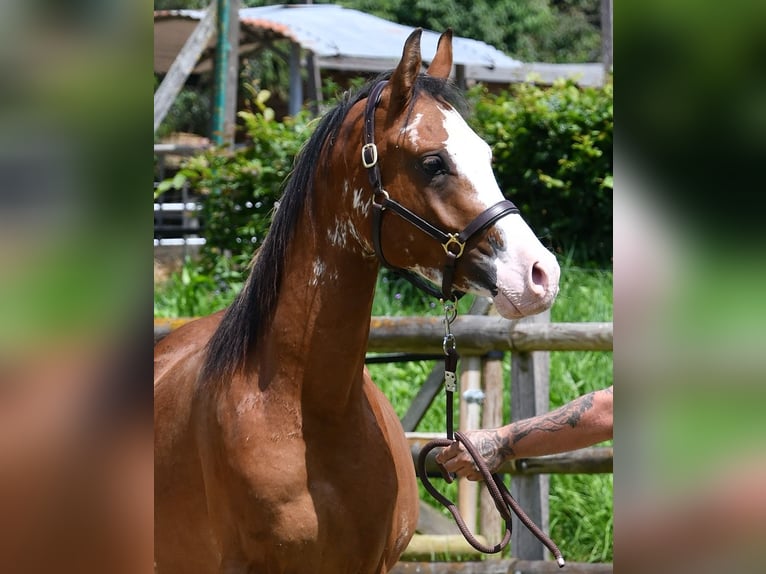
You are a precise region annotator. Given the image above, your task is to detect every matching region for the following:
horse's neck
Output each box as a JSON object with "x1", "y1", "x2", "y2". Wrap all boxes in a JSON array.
[{"x1": 265, "y1": 211, "x2": 378, "y2": 414}]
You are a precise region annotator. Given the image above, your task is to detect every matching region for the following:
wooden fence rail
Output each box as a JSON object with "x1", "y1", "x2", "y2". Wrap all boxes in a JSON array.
[
  {"x1": 367, "y1": 316, "x2": 612, "y2": 354},
  {"x1": 391, "y1": 560, "x2": 612, "y2": 574},
  {"x1": 154, "y1": 316, "x2": 613, "y2": 353}
]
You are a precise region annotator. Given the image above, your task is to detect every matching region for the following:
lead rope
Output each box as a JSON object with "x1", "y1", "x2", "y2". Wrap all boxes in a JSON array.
[{"x1": 416, "y1": 301, "x2": 566, "y2": 566}]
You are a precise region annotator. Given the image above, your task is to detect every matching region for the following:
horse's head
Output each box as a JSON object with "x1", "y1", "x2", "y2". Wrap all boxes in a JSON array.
[{"x1": 335, "y1": 29, "x2": 560, "y2": 319}]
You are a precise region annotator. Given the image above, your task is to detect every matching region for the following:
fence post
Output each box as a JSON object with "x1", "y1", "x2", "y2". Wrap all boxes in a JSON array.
[
  {"x1": 457, "y1": 356, "x2": 482, "y2": 533},
  {"x1": 479, "y1": 349, "x2": 505, "y2": 556},
  {"x1": 510, "y1": 308, "x2": 551, "y2": 560}
]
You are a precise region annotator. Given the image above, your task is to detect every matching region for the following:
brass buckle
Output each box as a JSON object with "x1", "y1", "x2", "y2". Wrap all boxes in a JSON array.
[
  {"x1": 442, "y1": 234, "x2": 465, "y2": 258},
  {"x1": 361, "y1": 143, "x2": 378, "y2": 168}
]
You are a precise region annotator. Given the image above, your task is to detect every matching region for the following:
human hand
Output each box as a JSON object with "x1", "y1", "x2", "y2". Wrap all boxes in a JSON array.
[{"x1": 433, "y1": 428, "x2": 511, "y2": 482}]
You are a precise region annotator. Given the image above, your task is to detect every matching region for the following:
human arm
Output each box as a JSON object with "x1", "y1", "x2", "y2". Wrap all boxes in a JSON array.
[{"x1": 434, "y1": 385, "x2": 613, "y2": 481}]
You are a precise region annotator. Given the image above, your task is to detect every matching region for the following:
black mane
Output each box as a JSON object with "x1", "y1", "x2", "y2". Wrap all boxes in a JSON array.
[{"x1": 199, "y1": 73, "x2": 465, "y2": 385}]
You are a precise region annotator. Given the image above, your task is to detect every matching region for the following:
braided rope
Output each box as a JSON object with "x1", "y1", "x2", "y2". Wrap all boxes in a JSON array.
[{"x1": 417, "y1": 428, "x2": 565, "y2": 565}]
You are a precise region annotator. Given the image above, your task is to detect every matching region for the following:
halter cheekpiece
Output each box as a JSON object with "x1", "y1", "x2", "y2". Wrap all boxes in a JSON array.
[{"x1": 362, "y1": 80, "x2": 521, "y2": 302}]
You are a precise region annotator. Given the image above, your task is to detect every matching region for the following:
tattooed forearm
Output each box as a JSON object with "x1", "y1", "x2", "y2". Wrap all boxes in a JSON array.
[
  {"x1": 473, "y1": 431, "x2": 515, "y2": 470},
  {"x1": 451, "y1": 387, "x2": 612, "y2": 472},
  {"x1": 510, "y1": 391, "x2": 597, "y2": 446}
]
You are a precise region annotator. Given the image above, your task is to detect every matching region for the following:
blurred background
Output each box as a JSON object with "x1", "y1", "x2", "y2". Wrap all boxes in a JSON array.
[
  {"x1": 616, "y1": 1, "x2": 766, "y2": 572},
  {"x1": 0, "y1": 1, "x2": 152, "y2": 572}
]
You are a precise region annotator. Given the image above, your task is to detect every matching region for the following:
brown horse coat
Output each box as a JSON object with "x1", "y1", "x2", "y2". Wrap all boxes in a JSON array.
[{"x1": 155, "y1": 28, "x2": 559, "y2": 574}]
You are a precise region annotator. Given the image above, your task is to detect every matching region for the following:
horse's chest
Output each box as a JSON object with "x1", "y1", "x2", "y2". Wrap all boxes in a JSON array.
[
  {"x1": 216, "y1": 434, "x2": 396, "y2": 572},
  {"x1": 205, "y1": 388, "x2": 409, "y2": 569},
  {"x1": 264, "y1": 470, "x2": 395, "y2": 572}
]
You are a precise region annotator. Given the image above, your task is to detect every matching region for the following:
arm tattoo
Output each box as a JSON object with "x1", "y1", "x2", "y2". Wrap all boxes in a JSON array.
[
  {"x1": 473, "y1": 431, "x2": 515, "y2": 471},
  {"x1": 510, "y1": 391, "x2": 596, "y2": 445},
  {"x1": 467, "y1": 389, "x2": 607, "y2": 468}
]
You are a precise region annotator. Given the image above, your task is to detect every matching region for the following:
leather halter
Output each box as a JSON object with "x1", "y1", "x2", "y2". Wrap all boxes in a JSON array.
[{"x1": 362, "y1": 80, "x2": 520, "y2": 301}]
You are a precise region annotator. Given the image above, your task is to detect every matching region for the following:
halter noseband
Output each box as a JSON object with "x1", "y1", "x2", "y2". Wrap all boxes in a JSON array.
[{"x1": 362, "y1": 80, "x2": 520, "y2": 301}]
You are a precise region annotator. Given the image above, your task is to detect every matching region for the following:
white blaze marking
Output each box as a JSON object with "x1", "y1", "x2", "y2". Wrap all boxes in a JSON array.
[
  {"x1": 440, "y1": 106, "x2": 541, "y2": 261},
  {"x1": 402, "y1": 112, "x2": 424, "y2": 151},
  {"x1": 440, "y1": 107, "x2": 502, "y2": 209},
  {"x1": 438, "y1": 106, "x2": 560, "y2": 313}
]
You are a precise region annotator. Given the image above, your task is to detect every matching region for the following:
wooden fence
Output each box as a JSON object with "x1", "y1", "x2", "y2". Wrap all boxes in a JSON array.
[
  {"x1": 154, "y1": 315, "x2": 612, "y2": 353},
  {"x1": 154, "y1": 310, "x2": 613, "y2": 570},
  {"x1": 390, "y1": 560, "x2": 613, "y2": 574}
]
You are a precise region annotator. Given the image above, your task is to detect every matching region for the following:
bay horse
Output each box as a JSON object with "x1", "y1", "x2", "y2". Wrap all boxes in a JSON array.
[{"x1": 154, "y1": 29, "x2": 560, "y2": 574}]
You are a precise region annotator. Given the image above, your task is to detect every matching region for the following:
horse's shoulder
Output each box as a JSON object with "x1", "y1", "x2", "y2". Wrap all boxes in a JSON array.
[{"x1": 154, "y1": 310, "x2": 226, "y2": 386}]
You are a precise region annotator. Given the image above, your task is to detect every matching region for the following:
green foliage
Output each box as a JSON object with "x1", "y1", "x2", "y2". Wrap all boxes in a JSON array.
[
  {"x1": 154, "y1": 255, "x2": 244, "y2": 318},
  {"x1": 155, "y1": 85, "x2": 212, "y2": 141},
  {"x1": 239, "y1": 50, "x2": 291, "y2": 109},
  {"x1": 541, "y1": 0, "x2": 603, "y2": 62},
  {"x1": 545, "y1": 264, "x2": 613, "y2": 561},
  {"x1": 373, "y1": 269, "x2": 443, "y2": 316},
  {"x1": 336, "y1": 0, "x2": 602, "y2": 63},
  {"x1": 158, "y1": 89, "x2": 316, "y2": 275},
  {"x1": 469, "y1": 79, "x2": 613, "y2": 267},
  {"x1": 550, "y1": 472, "x2": 613, "y2": 562}
]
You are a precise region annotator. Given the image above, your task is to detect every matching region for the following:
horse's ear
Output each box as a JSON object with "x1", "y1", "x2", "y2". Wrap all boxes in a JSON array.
[
  {"x1": 388, "y1": 28, "x2": 423, "y2": 114},
  {"x1": 426, "y1": 29, "x2": 453, "y2": 79}
]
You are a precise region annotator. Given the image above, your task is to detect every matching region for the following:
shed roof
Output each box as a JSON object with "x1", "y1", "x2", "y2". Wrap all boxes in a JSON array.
[
  {"x1": 239, "y1": 4, "x2": 522, "y2": 68},
  {"x1": 154, "y1": 3, "x2": 523, "y2": 75}
]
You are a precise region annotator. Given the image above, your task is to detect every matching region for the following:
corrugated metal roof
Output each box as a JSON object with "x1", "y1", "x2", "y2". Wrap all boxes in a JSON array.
[{"x1": 157, "y1": 4, "x2": 522, "y2": 71}]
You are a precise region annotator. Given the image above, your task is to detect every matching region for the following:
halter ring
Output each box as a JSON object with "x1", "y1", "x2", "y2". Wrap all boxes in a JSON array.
[
  {"x1": 372, "y1": 188, "x2": 390, "y2": 208},
  {"x1": 442, "y1": 235, "x2": 466, "y2": 258}
]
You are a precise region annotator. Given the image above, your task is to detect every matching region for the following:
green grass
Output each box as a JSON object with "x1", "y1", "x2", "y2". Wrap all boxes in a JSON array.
[
  {"x1": 545, "y1": 267, "x2": 613, "y2": 562},
  {"x1": 154, "y1": 256, "x2": 243, "y2": 318},
  {"x1": 154, "y1": 260, "x2": 613, "y2": 562}
]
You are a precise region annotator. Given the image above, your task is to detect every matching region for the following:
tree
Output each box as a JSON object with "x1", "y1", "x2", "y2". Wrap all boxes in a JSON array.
[{"x1": 336, "y1": 0, "x2": 601, "y2": 62}]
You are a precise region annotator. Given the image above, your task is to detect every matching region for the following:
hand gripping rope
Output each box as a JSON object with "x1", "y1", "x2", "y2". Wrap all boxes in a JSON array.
[{"x1": 416, "y1": 301, "x2": 566, "y2": 567}]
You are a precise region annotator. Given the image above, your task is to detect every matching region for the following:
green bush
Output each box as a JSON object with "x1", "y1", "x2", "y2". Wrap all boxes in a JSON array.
[
  {"x1": 155, "y1": 85, "x2": 212, "y2": 141},
  {"x1": 469, "y1": 78, "x2": 613, "y2": 268},
  {"x1": 157, "y1": 89, "x2": 316, "y2": 276}
]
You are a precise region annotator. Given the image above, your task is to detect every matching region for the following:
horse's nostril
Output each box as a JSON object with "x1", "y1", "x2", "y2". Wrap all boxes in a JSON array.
[{"x1": 531, "y1": 262, "x2": 548, "y2": 292}]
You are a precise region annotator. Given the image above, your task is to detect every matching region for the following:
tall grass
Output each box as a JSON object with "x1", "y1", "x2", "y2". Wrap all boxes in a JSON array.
[
  {"x1": 153, "y1": 255, "x2": 243, "y2": 318},
  {"x1": 154, "y1": 260, "x2": 613, "y2": 562}
]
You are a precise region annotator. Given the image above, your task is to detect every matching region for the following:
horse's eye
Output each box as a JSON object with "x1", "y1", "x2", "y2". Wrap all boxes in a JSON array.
[{"x1": 421, "y1": 155, "x2": 447, "y2": 177}]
